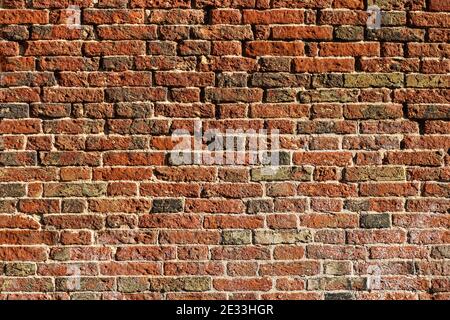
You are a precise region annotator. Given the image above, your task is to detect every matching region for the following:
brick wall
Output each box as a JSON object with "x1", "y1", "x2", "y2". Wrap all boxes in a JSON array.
[{"x1": 0, "y1": 0, "x2": 449, "y2": 300}]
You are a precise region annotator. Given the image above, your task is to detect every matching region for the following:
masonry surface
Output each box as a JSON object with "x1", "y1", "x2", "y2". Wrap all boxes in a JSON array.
[{"x1": 0, "y1": 0, "x2": 449, "y2": 300}]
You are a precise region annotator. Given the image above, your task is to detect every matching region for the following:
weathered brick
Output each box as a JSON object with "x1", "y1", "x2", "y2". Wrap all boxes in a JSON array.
[
  {"x1": 117, "y1": 277, "x2": 148, "y2": 293},
  {"x1": 385, "y1": 151, "x2": 443, "y2": 166},
  {"x1": 151, "y1": 198, "x2": 184, "y2": 213},
  {"x1": 320, "y1": 42, "x2": 380, "y2": 56},
  {"x1": 221, "y1": 230, "x2": 252, "y2": 245},
  {"x1": 0, "y1": 104, "x2": 29, "y2": 118},
  {"x1": 192, "y1": 26, "x2": 253, "y2": 40},
  {"x1": 344, "y1": 73, "x2": 404, "y2": 88},
  {"x1": 0, "y1": 184, "x2": 26, "y2": 198},
  {"x1": 407, "y1": 105, "x2": 450, "y2": 119},
  {"x1": 149, "y1": 277, "x2": 210, "y2": 292},
  {"x1": 344, "y1": 167, "x2": 405, "y2": 182},
  {"x1": 251, "y1": 167, "x2": 312, "y2": 182},
  {"x1": 245, "y1": 41, "x2": 305, "y2": 57},
  {"x1": 406, "y1": 74, "x2": 450, "y2": 88},
  {"x1": 83, "y1": 41, "x2": 146, "y2": 56},
  {"x1": 205, "y1": 88, "x2": 263, "y2": 103},
  {"x1": 0, "y1": 10, "x2": 49, "y2": 24},
  {"x1": 294, "y1": 58, "x2": 354, "y2": 72},
  {"x1": 272, "y1": 26, "x2": 333, "y2": 40},
  {"x1": 242, "y1": 10, "x2": 305, "y2": 24},
  {"x1": 335, "y1": 26, "x2": 364, "y2": 41},
  {"x1": 343, "y1": 104, "x2": 403, "y2": 119},
  {"x1": 5, "y1": 263, "x2": 36, "y2": 276},
  {"x1": 254, "y1": 230, "x2": 313, "y2": 244},
  {"x1": 324, "y1": 261, "x2": 352, "y2": 276},
  {"x1": 360, "y1": 214, "x2": 391, "y2": 229},
  {"x1": 44, "y1": 183, "x2": 106, "y2": 197}
]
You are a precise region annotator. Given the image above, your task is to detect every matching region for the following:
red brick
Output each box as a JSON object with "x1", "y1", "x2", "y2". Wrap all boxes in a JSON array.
[
  {"x1": 24, "y1": 41, "x2": 82, "y2": 56},
  {"x1": 211, "y1": 247, "x2": 270, "y2": 260},
  {"x1": 83, "y1": 41, "x2": 146, "y2": 56},
  {"x1": 100, "y1": 262, "x2": 161, "y2": 276},
  {"x1": 0, "y1": 247, "x2": 47, "y2": 261},
  {"x1": 185, "y1": 199, "x2": 244, "y2": 213},
  {"x1": 273, "y1": 26, "x2": 332, "y2": 40},
  {"x1": 299, "y1": 214, "x2": 358, "y2": 228},
  {"x1": 333, "y1": 0, "x2": 364, "y2": 9},
  {"x1": 155, "y1": 72, "x2": 214, "y2": 87},
  {"x1": 0, "y1": 215, "x2": 40, "y2": 229},
  {"x1": 130, "y1": 0, "x2": 191, "y2": 8}
]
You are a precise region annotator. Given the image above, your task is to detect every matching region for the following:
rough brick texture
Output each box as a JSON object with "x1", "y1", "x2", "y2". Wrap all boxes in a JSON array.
[{"x1": 0, "y1": 0, "x2": 449, "y2": 300}]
